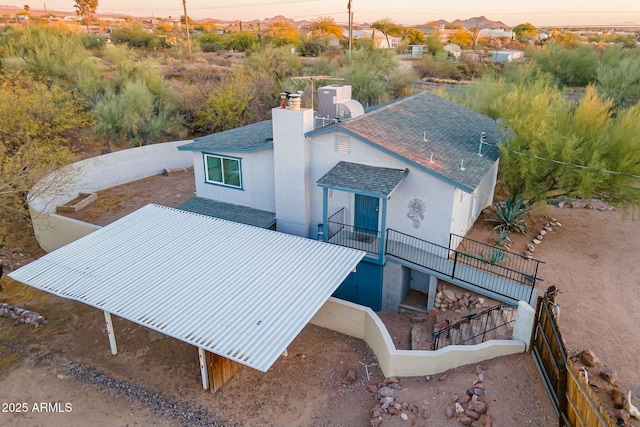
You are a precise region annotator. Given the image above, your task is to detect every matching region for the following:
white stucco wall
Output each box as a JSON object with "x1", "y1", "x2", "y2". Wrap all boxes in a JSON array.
[
  {"x1": 307, "y1": 130, "x2": 469, "y2": 247},
  {"x1": 29, "y1": 140, "x2": 194, "y2": 252},
  {"x1": 190, "y1": 148, "x2": 276, "y2": 213}
]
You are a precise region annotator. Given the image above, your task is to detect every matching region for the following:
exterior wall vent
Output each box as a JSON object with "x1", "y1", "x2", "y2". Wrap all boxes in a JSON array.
[{"x1": 334, "y1": 135, "x2": 351, "y2": 154}]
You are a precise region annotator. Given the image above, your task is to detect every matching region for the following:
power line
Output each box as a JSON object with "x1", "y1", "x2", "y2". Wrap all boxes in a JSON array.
[{"x1": 505, "y1": 148, "x2": 640, "y2": 179}]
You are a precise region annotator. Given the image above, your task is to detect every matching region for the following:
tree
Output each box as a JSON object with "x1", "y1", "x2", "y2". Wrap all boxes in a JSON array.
[
  {"x1": 310, "y1": 17, "x2": 343, "y2": 38},
  {"x1": 265, "y1": 21, "x2": 300, "y2": 47},
  {"x1": 73, "y1": 0, "x2": 98, "y2": 32},
  {"x1": 597, "y1": 46, "x2": 640, "y2": 108},
  {"x1": 451, "y1": 73, "x2": 640, "y2": 211},
  {"x1": 533, "y1": 44, "x2": 599, "y2": 87},
  {"x1": 451, "y1": 29, "x2": 473, "y2": 48},
  {"x1": 0, "y1": 72, "x2": 89, "y2": 249},
  {"x1": 371, "y1": 18, "x2": 404, "y2": 48},
  {"x1": 402, "y1": 28, "x2": 426, "y2": 45},
  {"x1": 513, "y1": 23, "x2": 537, "y2": 41},
  {"x1": 424, "y1": 33, "x2": 443, "y2": 55}
]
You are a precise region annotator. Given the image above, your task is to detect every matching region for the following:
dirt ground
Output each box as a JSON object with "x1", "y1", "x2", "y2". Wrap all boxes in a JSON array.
[{"x1": 1, "y1": 172, "x2": 639, "y2": 426}]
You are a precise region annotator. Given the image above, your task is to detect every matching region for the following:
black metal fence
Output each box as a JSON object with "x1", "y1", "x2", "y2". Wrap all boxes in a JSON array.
[
  {"x1": 449, "y1": 233, "x2": 542, "y2": 288},
  {"x1": 386, "y1": 229, "x2": 539, "y2": 303},
  {"x1": 327, "y1": 209, "x2": 381, "y2": 253},
  {"x1": 431, "y1": 303, "x2": 516, "y2": 350}
]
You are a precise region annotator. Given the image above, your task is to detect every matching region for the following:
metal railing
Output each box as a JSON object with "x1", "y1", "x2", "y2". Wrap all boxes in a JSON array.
[
  {"x1": 327, "y1": 208, "x2": 346, "y2": 240},
  {"x1": 386, "y1": 229, "x2": 539, "y2": 302},
  {"x1": 449, "y1": 233, "x2": 542, "y2": 288},
  {"x1": 327, "y1": 218, "x2": 381, "y2": 254},
  {"x1": 431, "y1": 303, "x2": 516, "y2": 350}
]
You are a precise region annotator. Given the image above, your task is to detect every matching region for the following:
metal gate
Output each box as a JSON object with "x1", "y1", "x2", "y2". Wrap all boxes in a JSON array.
[{"x1": 530, "y1": 287, "x2": 615, "y2": 427}]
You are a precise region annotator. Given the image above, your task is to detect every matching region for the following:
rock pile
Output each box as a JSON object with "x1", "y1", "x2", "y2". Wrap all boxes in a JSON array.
[
  {"x1": 523, "y1": 218, "x2": 561, "y2": 259},
  {"x1": 434, "y1": 283, "x2": 491, "y2": 312},
  {"x1": 0, "y1": 303, "x2": 46, "y2": 326},
  {"x1": 368, "y1": 378, "x2": 421, "y2": 426},
  {"x1": 446, "y1": 365, "x2": 493, "y2": 427}
]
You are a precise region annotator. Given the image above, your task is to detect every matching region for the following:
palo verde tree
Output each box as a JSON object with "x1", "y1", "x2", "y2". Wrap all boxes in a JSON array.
[
  {"x1": 451, "y1": 70, "x2": 640, "y2": 213},
  {"x1": 512, "y1": 23, "x2": 537, "y2": 41},
  {"x1": 0, "y1": 71, "x2": 90, "y2": 249},
  {"x1": 371, "y1": 18, "x2": 404, "y2": 48},
  {"x1": 310, "y1": 17, "x2": 344, "y2": 38}
]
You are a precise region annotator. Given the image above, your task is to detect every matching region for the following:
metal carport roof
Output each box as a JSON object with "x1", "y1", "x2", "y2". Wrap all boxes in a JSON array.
[{"x1": 9, "y1": 204, "x2": 365, "y2": 372}]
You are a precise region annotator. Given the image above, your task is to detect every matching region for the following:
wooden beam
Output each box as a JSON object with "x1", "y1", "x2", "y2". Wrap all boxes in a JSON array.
[
  {"x1": 207, "y1": 351, "x2": 243, "y2": 393},
  {"x1": 103, "y1": 311, "x2": 118, "y2": 355}
]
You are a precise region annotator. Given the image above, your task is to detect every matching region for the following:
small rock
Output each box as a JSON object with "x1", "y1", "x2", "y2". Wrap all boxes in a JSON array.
[
  {"x1": 371, "y1": 407, "x2": 383, "y2": 418},
  {"x1": 473, "y1": 401, "x2": 487, "y2": 414},
  {"x1": 459, "y1": 415, "x2": 473, "y2": 426},
  {"x1": 539, "y1": 229, "x2": 547, "y2": 236},
  {"x1": 388, "y1": 406, "x2": 400, "y2": 416},
  {"x1": 585, "y1": 203, "x2": 594, "y2": 209},
  {"x1": 401, "y1": 402, "x2": 409, "y2": 410},
  {"x1": 599, "y1": 368, "x2": 618, "y2": 385},
  {"x1": 367, "y1": 384, "x2": 378, "y2": 393},
  {"x1": 342, "y1": 369, "x2": 356, "y2": 385},
  {"x1": 380, "y1": 396, "x2": 395, "y2": 406},
  {"x1": 473, "y1": 388, "x2": 484, "y2": 396},
  {"x1": 581, "y1": 350, "x2": 599, "y2": 367},
  {"x1": 478, "y1": 372, "x2": 485, "y2": 382},
  {"x1": 474, "y1": 382, "x2": 485, "y2": 390},
  {"x1": 455, "y1": 402, "x2": 465, "y2": 415},
  {"x1": 458, "y1": 394, "x2": 471, "y2": 404},
  {"x1": 465, "y1": 409, "x2": 481, "y2": 420},
  {"x1": 370, "y1": 417, "x2": 382, "y2": 426},
  {"x1": 536, "y1": 235, "x2": 543, "y2": 240},
  {"x1": 439, "y1": 373, "x2": 448, "y2": 381},
  {"x1": 475, "y1": 365, "x2": 484, "y2": 374},
  {"x1": 527, "y1": 243, "x2": 535, "y2": 251},
  {"x1": 434, "y1": 320, "x2": 449, "y2": 329},
  {"x1": 446, "y1": 406, "x2": 454, "y2": 418},
  {"x1": 384, "y1": 377, "x2": 400, "y2": 386},
  {"x1": 533, "y1": 239, "x2": 541, "y2": 245},
  {"x1": 612, "y1": 387, "x2": 627, "y2": 409},
  {"x1": 544, "y1": 226, "x2": 553, "y2": 232},
  {"x1": 379, "y1": 386, "x2": 395, "y2": 397},
  {"x1": 400, "y1": 412, "x2": 409, "y2": 421}
]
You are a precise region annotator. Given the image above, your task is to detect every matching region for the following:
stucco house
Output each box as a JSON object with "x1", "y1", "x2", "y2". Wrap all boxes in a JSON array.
[{"x1": 177, "y1": 86, "x2": 536, "y2": 312}]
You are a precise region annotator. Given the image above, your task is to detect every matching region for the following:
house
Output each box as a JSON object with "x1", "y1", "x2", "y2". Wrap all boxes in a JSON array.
[
  {"x1": 177, "y1": 86, "x2": 539, "y2": 313},
  {"x1": 491, "y1": 49, "x2": 525, "y2": 63},
  {"x1": 443, "y1": 43, "x2": 462, "y2": 59},
  {"x1": 346, "y1": 28, "x2": 402, "y2": 49}
]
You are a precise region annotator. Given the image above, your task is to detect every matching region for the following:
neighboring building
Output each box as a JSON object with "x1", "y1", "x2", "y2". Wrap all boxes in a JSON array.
[
  {"x1": 178, "y1": 86, "x2": 536, "y2": 312},
  {"x1": 443, "y1": 43, "x2": 462, "y2": 59},
  {"x1": 346, "y1": 28, "x2": 402, "y2": 49},
  {"x1": 491, "y1": 49, "x2": 525, "y2": 62}
]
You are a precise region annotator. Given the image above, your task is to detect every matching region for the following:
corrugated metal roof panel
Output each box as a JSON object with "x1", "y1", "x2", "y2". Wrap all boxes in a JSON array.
[{"x1": 9, "y1": 204, "x2": 364, "y2": 372}]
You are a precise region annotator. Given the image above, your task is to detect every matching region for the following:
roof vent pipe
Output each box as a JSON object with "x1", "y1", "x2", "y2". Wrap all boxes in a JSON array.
[{"x1": 288, "y1": 93, "x2": 301, "y2": 110}]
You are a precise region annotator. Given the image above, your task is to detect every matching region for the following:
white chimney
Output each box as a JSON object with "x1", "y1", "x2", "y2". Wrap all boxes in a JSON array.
[{"x1": 271, "y1": 102, "x2": 315, "y2": 237}]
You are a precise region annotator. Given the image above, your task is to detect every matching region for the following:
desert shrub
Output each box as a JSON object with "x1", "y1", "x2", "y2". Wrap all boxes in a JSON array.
[
  {"x1": 224, "y1": 32, "x2": 258, "y2": 52},
  {"x1": 486, "y1": 198, "x2": 531, "y2": 234},
  {"x1": 110, "y1": 27, "x2": 166, "y2": 49},
  {"x1": 533, "y1": 44, "x2": 598, "y2": 87}
]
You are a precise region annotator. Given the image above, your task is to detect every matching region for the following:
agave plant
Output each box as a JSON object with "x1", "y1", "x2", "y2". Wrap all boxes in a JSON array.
[
  {"x1": 487, "y1": 198, "x2": 532, "y2": 234},
  {"x1": 494, "y1": 228, "x2": 512, "y2": 247}
]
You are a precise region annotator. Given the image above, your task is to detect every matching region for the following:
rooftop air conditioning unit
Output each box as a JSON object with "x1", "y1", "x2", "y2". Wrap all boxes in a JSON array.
[{"x1": 317, "y1": 85, "x2": 352, "y2": 119}]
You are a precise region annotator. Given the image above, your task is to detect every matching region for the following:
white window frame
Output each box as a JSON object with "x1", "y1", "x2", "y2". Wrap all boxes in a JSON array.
[{"x1": 203, "y1": 153, "x2": 243, "y2": 189}]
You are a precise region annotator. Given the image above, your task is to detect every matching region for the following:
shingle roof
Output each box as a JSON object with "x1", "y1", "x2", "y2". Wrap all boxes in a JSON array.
[
  {"x1": 317, "y1": 161, "x2": 408, "y2": 199},
  {"x1": 177, "y1": 197, "x2": 276, "y2": 228},
  {"x1": 310, "y1": 91, "x2": 501, "y2": 193},
  {"x1": 178, "y1": 120, "x2": 273, "y2": 153}
]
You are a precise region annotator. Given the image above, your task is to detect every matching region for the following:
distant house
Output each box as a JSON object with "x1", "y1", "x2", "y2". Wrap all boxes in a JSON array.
[
  {"x1": 176, "y1": 86, "x2": 541, "y2": 313},
  {"x1": 346, "y1": 28, "x2": 402, "y2": 49},
  {"x1": 443, "y1": 43, "x2": 462, "y2": 59},
  {"x1": 491, "y1": 49, "x2": 525, "y2": 62}
]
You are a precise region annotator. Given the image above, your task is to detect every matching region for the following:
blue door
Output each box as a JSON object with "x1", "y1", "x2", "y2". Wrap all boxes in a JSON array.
[
  {"x1": 333, "y1": 261, "x2": 383, "y2": 311},
  {"x1": 354, "y1": 194, "x2": 379, "y2": 235}
]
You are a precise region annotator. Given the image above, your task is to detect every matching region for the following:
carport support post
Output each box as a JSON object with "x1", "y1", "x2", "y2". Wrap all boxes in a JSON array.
[
  {"x1": 198, "y1": 348, "x2": 209, "y2": 390},
  {"x1": 103, "y1": 311, "x2": 118, "y2": 355}
]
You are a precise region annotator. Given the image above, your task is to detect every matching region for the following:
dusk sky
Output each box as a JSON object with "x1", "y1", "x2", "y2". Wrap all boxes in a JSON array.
[{"x1": 5, "y1": 0, "x2": 639, "y2": 27}]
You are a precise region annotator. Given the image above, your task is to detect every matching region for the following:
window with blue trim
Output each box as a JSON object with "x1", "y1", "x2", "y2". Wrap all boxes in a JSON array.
[{"x1": 204, "y1": 154, "x2": 242, "y2": 188}]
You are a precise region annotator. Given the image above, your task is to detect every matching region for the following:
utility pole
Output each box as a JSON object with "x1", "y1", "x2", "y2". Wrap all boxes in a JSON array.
[
  {"x1": 182, "y1": 0, "x2": 192, "y2": 61},
  {"x1": 348, "y1": 0, "x2": 353, "y2": 58}
]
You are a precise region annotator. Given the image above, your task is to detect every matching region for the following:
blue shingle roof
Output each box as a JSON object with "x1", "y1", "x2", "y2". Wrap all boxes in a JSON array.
[
  {"x1": 317, "y1": 161, "x2": 408, "y2": 199},
  {"x1": 177, "y1": 197, "x2": 276, "y2": 228},
  {"x1": 309, "y1": 91, "x2": 501, "y2": 193},
  {"x1": 178, "y1": 120, "x2": 273, "y2": 153}
]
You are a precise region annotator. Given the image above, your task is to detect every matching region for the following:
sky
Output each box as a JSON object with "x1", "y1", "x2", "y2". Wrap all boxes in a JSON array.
[{"x1": 6, "y1": 0, "x2": 640, "y2": 27}]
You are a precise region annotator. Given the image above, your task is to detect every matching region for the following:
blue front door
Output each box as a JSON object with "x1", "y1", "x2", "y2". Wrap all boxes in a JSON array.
[{"x1": 354, "y1": 194, "x2": 379, "y2": 235}]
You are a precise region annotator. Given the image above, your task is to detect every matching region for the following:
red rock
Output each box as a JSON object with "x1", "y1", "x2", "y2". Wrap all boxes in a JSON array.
[
  {"x1": 439, "y1": 373, "x2": 448, "y2": 381},
  {"x1": 366, "y1": 384, "x2": 378, "y2": 393},
  {"x1": 599, "y1": 368, "x2": 618, "y2": 385},
  {"x1": 388, "y1": 406, "x2": 400, "y2": 416},
  {"x1": 384, "y1": 377, "x2": 399, "y2": 385},
  {"x1": 434, "y1": 320, "x2": 449, "y2": 329},
  {"x1": 474, "y1": 382, "x2": 485, "y2": 390},
  {"x1": 371, "y1": 407, "x2": 383, "y2": 418},
  {"x1": 612, "y1": 387, "x2": 627, "y2": 409},
  {"x1": 458, "y1": 394, "x2": 471, "y2": 404},
  {"x1": 581, "y1": 350, "x2": 599, "y2": 367}
]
